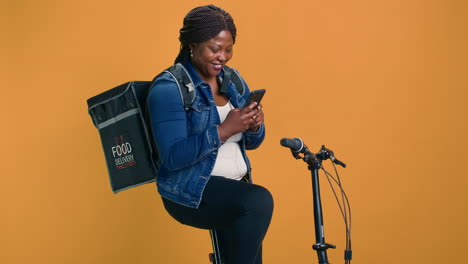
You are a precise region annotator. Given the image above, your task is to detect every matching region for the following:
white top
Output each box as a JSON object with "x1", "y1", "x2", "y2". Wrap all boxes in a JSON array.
[{"x1": 211, "y1": 101, "x2": 248, "y2": 180}]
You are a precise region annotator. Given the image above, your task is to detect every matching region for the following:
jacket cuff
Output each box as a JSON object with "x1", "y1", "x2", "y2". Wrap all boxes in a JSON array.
[
  {"x1": 245, "y1": 123, "x2": 265, "y2": 136},
  {"x1": 208, "y1": 125, "x2": 223, "y2": 149}
]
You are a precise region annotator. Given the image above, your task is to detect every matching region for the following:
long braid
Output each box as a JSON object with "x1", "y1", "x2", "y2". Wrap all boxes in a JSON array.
[
  {"x1": 174, "y1": 44, "x2": 191, "y2": 66},
  {"x1": 175, "y1": 5, "x2": 237, "y2": 64}
]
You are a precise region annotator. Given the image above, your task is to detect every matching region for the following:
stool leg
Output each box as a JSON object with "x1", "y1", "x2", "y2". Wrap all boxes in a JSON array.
[{"x1": 209, "y1": 230, "x2": 222, "y2": 263}]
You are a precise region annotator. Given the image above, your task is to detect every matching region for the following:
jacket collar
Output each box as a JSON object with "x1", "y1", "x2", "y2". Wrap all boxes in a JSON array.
[
  {"x1": 182, "y1": 61, "x2": 239, "y2": 106},
  {"x1": 182, "y1": 60, "x2": 226, "y2": 89}
]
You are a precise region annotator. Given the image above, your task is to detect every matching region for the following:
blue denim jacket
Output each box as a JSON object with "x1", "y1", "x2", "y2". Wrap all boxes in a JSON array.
[{"x1": 147, "y1": 62, "x2": 265, "y2": 208}]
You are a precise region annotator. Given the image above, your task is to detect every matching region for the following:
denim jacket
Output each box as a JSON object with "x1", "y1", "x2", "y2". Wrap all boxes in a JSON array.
[{"x1": 147, "y1": 61, "x2": 265, "y2": 208}]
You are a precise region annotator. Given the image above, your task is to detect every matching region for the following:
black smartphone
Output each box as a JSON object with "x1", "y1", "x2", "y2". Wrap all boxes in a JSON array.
[{"x1": 244, "y1": 89, "x2": 266, "y2": 109}]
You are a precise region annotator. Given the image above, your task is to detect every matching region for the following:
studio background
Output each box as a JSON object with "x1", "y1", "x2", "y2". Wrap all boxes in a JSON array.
[{"x1": 2, "y1": 0, "x2": 467, "y2": 263}]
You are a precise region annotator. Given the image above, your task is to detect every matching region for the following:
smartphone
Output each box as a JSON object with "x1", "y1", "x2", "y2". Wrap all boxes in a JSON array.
[{"x1": 244, "y1": 89, "x2": 266, "y2": 109}]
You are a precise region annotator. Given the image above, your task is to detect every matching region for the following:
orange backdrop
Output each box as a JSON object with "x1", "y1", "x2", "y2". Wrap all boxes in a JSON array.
[{"x1": 3, "y1": 0, "x2": 468, "y2": 263}]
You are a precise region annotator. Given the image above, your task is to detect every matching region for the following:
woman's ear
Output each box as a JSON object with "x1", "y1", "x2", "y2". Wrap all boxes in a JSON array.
[{"x1": 189, "y1": 43, "x2": 196, "y2": 51}]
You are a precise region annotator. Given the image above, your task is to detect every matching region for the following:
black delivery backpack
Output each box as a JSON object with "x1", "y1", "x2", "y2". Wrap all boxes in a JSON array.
[
  {"x1": 87, "y1": 81, "x2": 156, "y2": 193},
  {"x1": 87, "y1": 64, "x2": 245, "y2": 193}
]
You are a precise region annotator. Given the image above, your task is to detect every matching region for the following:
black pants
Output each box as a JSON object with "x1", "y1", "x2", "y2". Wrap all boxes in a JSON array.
[{"x1": 162, "y1": 176, "x2": 274, "y2": 264}]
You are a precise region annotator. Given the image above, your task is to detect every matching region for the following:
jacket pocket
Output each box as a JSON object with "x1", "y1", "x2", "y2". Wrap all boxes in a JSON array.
[{"x1": 187, "y1": 101, "x2": 211, "y2": 135}]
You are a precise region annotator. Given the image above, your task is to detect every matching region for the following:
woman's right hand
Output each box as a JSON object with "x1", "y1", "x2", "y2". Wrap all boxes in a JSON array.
[{"x1": 218, "y1": 103, "x2": 258, "y2": 142}]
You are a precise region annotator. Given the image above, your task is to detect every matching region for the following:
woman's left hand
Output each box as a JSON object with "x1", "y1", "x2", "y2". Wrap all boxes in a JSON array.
[{"x1": 248, "y1": 103, "x2": 264, "y2": 132}]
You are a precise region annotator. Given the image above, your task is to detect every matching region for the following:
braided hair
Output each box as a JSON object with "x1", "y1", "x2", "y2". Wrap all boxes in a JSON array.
[{"x1": 175, "y1": 5, "x2": 237, "y2": 64}]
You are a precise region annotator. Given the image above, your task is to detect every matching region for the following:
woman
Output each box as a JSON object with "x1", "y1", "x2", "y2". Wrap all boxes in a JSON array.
[{"x1": 147, "y1": 5, "x2": 273, "y2": 264}]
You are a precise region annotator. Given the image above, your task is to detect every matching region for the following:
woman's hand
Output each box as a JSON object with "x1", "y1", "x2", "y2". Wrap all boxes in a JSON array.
[
  {"x1": 218, "y1": 102, "x2": 260, "y2": 141},
  {"x1": 248, "y1": 103, "x2": 264, "y2": 132}
]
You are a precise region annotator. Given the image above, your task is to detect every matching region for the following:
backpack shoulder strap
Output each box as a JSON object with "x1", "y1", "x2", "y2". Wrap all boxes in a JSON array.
[
  {"x1": 143, "y1": 63, "x2": 194, "y2": 169},
  {"x1": 164, "y1": 63, "x2": 195, "y2": 111},
  {"x1": 222, "y1": 66, "x2": 246, "y2": 96}
]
